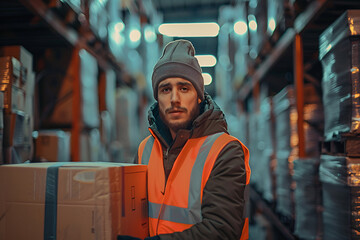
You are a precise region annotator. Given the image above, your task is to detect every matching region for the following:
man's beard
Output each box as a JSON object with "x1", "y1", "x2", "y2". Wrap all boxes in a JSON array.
[{"x1": 160, "y1": 104, "x2": 200, "y2": 134}]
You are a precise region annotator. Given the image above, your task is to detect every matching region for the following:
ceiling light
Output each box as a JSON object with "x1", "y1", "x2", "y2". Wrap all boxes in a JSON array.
[
  {"x1": 248, "y1": 15, "x2": 257, "y2": 31},
  {"x1": 129, "y1": 29, "x2": 141, "y2": 43},
  {"x1": 234, "y1": 21, "x2": 248, "y2": 35},
  {"x1": 202, "y1": 73, "x2": 213, "y2": 85},
  {"x1": 196, "y1": 55, "x2": 217, "y2": 67},
  {"x1": 268, "y1": 18, "x2": 276, "y2": 33},
  {"x1": 158, "y1": 23, "x2": 220, "y2": 37},
  {"x1": 144, "y1": 25, "x2": 156, "y2": 43}
]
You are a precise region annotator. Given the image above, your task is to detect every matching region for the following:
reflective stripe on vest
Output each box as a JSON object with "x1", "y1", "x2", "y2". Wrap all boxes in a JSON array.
[
  {"x1": 138, "y1": 131, "x2": 251, "y2": 237},
  {"x1": 147, "y1": 132, "x2": 222, "y2": 224}
]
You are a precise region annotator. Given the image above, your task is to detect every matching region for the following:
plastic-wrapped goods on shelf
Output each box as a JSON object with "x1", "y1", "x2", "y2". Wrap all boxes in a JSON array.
[
  {"x1": 319, "y1": 155, "x2": 360, "y2": 240},
  {"x1": 273, "y1": 87, "x2": 297, "y2": 220},
  {"x1": 115, "y1": 87, "x2": 141, "y2": 163},
  {"x1": 273, "y1": 86, "x2": 297, "y2": 153},
  {"x1": 104, "y1": 69, "x2": 117, "y2": 126},
  {"x1": 3, "y1": 111, "x2": 32, "y2": 164},
  {"x1": 79, "y1": 49, "x2": 100, "y2": 128},
  {"x1": 34, "y1": 130, "x2": 71, "y2": 162},
  {"x1": 47, "y1": 49, "x2": 100, "y2": 129},
  {"x1": 227, "y1": 110, "x2": 248, "y2": 147},
  {"x1": 274, "y1": 85, "x2": 323, "y2": 155},
  {"x1": 267, "y1": 0, "x2": 285, "y2": 36},
  {"x1": 273, "y1": 85, "x2": 323, "y2": 220},
  {"x1": 80, "y1": 128, "x2": 107, "y2": 162},
  {"x1": 248, "y1": 112, "x2": 262, "y2": 192},
  {"x1": 88, "y1": 0, "x2": 109, "y2": 41},
  {"x1": 293, "y1": 158, "x2": 323, "y2": 240},
  {"x1": 0, "y1": 162, "x2": 148, "y2": 240},
  {"x1": 0, "y1": 45, "x2": 34, "y2": 86},
  {"x1": 100, "y1": 110, "x2": 115, "y2": 147},
  {"x1": 0, "y1": 46, "x2": 36, "y2": 158},
  {"x1": 248, "y1": 0, "x2": 268, "y2": 59},
  {"x1": 232, "y1": 2, "x2": 250, "y2": 88},
  {"x1": 259, "y1": 97, "x2": 277, "y2": 203},
  {"x1": 99, "y1": 69, "x2": 117, "y2": 146},
  {"x1": 0, "y1": 57, "x2": 25, "y2": 114},
  {"x1": 238, "y1": 112, "x2": 249, "y2": 147},
  {"x1": 319, "y1": 10, "x2": 360, "y2": 141}
]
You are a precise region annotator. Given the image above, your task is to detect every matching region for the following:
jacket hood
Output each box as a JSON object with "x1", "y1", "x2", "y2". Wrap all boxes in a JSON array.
[{"x1": 148, "y1": 92, "x2": 228, "y2": 146}]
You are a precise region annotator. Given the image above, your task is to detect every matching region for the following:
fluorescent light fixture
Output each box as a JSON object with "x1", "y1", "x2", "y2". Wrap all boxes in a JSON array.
[
  {"x1": 234, "y1": 20, "x2": 248, "y2": 35},
  {"x1": 129, "y1": 29, "x2": 141, "y2": 43},
  {"x1": 109, "y1": 22, "x2": 125, "y2": 45},
  {"x1": 114, "y1": 22, "x2": 125, "y2": 32},
  {"x1": 202, "y1": 73, "x2": 213, "y2": 85},
  {"x1": 268, "y1": 18, "x2": 276, "y2": 33},
  {"x1": 195, "y1": 55, "x2": 217, "y2": 67},
  {"x1": 248, "y1": 15, "x2": 257, "y2": 31},
  {"x1": 158, "y1": 22, "x2": 220, "y2": 37}
]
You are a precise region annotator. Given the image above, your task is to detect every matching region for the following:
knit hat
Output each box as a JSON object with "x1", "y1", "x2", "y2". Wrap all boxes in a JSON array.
[{"x1": 152, "y1": 39, "x2": 204, "y2": 101}]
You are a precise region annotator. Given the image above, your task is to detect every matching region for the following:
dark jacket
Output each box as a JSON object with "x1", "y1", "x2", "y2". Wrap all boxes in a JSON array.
[{"x1": 136, "y1": 93, "x2": 248, "y2": 240}]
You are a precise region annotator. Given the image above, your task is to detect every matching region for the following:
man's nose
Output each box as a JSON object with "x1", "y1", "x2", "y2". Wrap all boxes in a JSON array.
[{"x1": 170, "y1": 89, "x2": 180, "y2": 104}]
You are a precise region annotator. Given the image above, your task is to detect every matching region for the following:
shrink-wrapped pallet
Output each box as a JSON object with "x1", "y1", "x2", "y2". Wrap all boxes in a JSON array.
[
  {"x1": 293, "y1": 158, "x2": 323, "y2": 240},
  {"x1": 273, "y1": 85, "x2": 323, "y2": 219},
  {"x1": 319, "y1": 155, "x2": 360, "y2": 240},
  {"x1": 257, "y1": 97, "x2": 276, "y2": 203},
  {"x1": 319, "y1": 10, "x2": 360, "y2": 140}
]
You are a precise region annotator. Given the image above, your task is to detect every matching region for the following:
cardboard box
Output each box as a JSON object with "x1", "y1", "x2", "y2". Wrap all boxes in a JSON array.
[
  {"x1": 35, "y1": 130, "x2": 71, "y2": 162},
  {"x1": 0, "y1": 57, "x2": 25, "y2": 113},
  {"x1": 0, "y1": 162, "x2": 149, "y2": 240},
  {"x1": 0, "y1": 45, "x2": 34, "y2": 88}
]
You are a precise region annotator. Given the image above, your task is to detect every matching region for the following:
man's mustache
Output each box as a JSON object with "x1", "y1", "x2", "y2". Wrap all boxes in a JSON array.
[{"x1": 165, "y1": 107, "x2": 187, "y2": 114}]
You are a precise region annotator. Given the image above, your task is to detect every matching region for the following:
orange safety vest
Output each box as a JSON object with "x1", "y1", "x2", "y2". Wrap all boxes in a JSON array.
[{"x1": 138, "y1": 131, "x2": 251, "y2": 239}]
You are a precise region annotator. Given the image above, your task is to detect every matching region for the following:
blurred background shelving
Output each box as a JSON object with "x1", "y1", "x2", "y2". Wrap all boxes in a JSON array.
[{"x1": 2, "y1": 0, "x2": 360, "y2": 239}]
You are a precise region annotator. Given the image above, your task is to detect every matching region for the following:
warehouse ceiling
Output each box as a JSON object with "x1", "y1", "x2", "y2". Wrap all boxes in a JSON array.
[
  {"x1": 151, "y1": 0, "x2": 236, "y2": 22},
  {"x1": 2, "y1": 0, "x2": 360, "y2": 97}
]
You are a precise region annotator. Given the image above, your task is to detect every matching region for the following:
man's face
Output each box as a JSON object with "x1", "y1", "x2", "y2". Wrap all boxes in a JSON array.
[{"x1": 157, "y1": 77, "x2": 201, "y2": 137}]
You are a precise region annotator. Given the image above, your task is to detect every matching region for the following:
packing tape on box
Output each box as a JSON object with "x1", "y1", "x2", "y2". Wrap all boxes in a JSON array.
[{"x1": 44, "y1": 162, "x2": 68, "y2": 240}]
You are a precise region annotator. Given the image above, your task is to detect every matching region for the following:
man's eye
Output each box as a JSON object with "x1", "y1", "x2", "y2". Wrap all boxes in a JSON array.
[
  {"x1": 162, "y1": 88, "x2": 170, "y2": 93},
  {"x1": 180, "y1": 87, "x2": 188, "y2": 92}
]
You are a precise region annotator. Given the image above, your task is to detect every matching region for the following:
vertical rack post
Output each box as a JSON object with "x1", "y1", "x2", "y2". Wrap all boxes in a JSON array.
[
  {"x1": 71, "y1": 46, "x2": 81, "y2": 161},
  {"x1": 294, "y1": 34, "x2": 305, "y2": 158}
]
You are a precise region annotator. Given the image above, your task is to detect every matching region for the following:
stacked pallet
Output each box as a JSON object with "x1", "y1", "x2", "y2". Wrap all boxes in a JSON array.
[{"x1": 318, "y1": 10, "x2": 360, "y2": 240}]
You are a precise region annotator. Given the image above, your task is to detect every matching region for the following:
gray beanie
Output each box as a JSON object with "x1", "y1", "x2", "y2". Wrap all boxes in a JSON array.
[{"x1": 152, "y1": 39, "x2": 204, "y2": 101}]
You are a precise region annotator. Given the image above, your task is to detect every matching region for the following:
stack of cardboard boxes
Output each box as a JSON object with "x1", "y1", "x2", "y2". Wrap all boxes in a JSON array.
[
  {"x1": 0, "y1": 46, "x2": 35, "y2": 164},
  {"x1": 0, "y1": 162, "x2": 149, "y2": 240}
]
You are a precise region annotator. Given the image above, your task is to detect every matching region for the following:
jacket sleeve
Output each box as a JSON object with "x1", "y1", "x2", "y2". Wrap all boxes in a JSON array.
[{"x1": 158, "y1": 140, "x2": 247, "y2": 240}]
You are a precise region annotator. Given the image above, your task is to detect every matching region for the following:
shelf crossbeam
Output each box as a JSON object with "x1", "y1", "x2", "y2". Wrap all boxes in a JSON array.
[
  {"x1": 239, "y1": 29, "x2": 295, "y2": 100},
  {"x1": 18, "y1": 0, "x2": 126, "y2": 73},
  {"x1": 239, "y1": 0, "x2": 329, "y2": 100},
  {"x1": 19, "y1": 0, "x2": 79, "y2": 46}
]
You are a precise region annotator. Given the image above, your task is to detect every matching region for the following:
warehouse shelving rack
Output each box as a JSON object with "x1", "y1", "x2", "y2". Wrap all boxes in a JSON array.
[
  {"x1": 0, "y1": 0, "x2": 157, "y2": 162},
  {"x1": 240, "y1": 0, "x2": 360, "y2": 238}
]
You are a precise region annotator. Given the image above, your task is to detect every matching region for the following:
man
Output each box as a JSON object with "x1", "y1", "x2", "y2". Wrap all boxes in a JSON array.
[{"x1": 119, "y1": 40, "x2": 250, "y2": 240}]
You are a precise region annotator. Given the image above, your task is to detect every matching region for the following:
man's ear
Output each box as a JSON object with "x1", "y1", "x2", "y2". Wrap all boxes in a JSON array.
[{"x1": 198, "y1": 98, "x2": 201, "y2": 104}]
